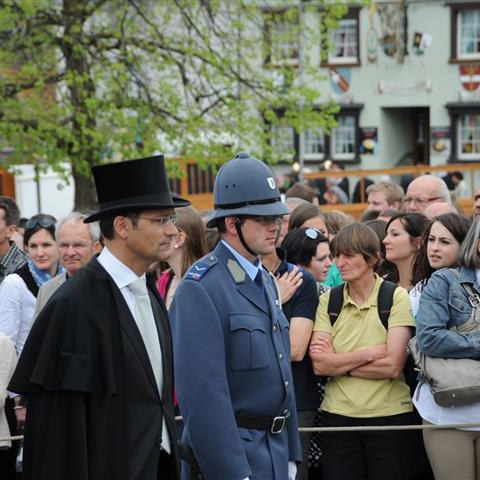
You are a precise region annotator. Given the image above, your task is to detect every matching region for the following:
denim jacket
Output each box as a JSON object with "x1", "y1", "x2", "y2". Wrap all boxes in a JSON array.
[{"x1": 416, "y1": 266, "x2": 480, "y2": 359}]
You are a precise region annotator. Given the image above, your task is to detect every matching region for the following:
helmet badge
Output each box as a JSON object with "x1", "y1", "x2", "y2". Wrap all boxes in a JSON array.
[{"x1": 267, "y1": 177, "x2": 276, "y2": 189}]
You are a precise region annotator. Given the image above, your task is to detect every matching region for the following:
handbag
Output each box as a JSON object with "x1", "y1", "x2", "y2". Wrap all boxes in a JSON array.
[{"x1": 408, "y1": 279, "x2": 480, "y2": 408}]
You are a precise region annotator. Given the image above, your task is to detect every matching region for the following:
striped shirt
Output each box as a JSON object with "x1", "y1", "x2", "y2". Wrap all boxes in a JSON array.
[{"x1": 0, "y1": 242, "x2": 28, "y2": 284}]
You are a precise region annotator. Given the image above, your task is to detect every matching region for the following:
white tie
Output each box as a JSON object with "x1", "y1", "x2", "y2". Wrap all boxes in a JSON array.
[{"x1": 128, "y1": 278, "x2": 171, "y2": 453}]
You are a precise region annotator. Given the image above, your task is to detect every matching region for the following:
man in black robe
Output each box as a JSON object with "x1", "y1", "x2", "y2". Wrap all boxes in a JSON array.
[{"x1": 9, "y1": 155, "x2": 188, "y2": 480}]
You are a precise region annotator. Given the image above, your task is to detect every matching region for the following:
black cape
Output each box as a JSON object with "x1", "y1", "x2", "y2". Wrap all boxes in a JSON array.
[{"x1": 9, "y1": 258, "x2": 179, "y2": 480}]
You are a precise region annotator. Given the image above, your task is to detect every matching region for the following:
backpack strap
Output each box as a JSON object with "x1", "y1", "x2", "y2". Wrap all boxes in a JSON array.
[
  {"x1": 377, "y1": 280, "x2": 397, "y2": 329},
  {"x1": 327, "y1": 283, "x2": 346, "y2": 326},
  {"x1": 328, "y1": 280, "x2": 397, "y2": 329}
]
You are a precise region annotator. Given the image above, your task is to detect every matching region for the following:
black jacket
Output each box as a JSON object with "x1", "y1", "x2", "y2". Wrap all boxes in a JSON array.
[{"x1": 9, "y1": 257, "x2": 179, "y2": 480}]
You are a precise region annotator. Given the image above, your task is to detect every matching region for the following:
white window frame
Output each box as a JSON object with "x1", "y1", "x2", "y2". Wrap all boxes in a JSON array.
[
  {"x1": 302, "y1": 128, "x2": 325, "y2": 161},
  {"x1": 328, "y1": 18, "x2": 359, "y2": 65},
  {"x1": 457, "y1": 114, "x2": 480, "y2": 160},
  {"x1": 331, "y1": 116, "x2": 356, "y2": 160},
  {"x1": 457, "y1": 8, "x2": 480, "y2": 60}
]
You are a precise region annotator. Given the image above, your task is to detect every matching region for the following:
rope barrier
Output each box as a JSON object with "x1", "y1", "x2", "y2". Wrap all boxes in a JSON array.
[{"x1": 3, "y1": 422, "x2": 480, "y2": 443}]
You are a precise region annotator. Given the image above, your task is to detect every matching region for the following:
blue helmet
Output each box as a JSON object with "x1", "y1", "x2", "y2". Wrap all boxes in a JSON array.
[{"x1": 206, "y1": 152, "x2": 288, "y2": 228}]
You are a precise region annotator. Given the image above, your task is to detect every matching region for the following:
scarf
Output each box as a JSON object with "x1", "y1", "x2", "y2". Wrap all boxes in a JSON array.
[{"x1": 27, "y1": 258, "x2": 65, "y2": 287}]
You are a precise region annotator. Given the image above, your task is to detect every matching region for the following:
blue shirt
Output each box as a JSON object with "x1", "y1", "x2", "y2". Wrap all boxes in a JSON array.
[{"x1": 221, "y1": 240, "x2": 263, "y2": 282}]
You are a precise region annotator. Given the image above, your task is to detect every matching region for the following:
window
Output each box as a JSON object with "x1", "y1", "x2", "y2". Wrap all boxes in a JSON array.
[
  {"x1": 458, "y1": 114, "x2": 480, "y2": 159},
  {"x1": 446, "y1": 103, "x2": 480, "y2": 162},
  {"x1": 264, "y1": 10, "x2": 299, "y2": 67},
  {"x1": 329, "y1": 19, "x2": 358, "y2": 64},
  {"x1": 331, "y1": 116, "x2": 356, "y2": 159},
  {"x1": 303, "y1": 129, "x2": 325, "y2": 160},
  {"x1": 186, "y1": 164, "x2": 215, "y2": 194},
  {"x1": 450, "y1": 5, "x2": 480, "y2": 62},
  {"x1": 268, "y1": 104, "x2": 362, "y2": 165},
  {"x1": 323, "y1": 8, "x2": 360, "y2": 67}
]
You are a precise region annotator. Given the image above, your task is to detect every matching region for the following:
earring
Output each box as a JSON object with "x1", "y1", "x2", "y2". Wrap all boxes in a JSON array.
[{"x1": 174, "y1": 244, "x2": 179, "y2": 249}]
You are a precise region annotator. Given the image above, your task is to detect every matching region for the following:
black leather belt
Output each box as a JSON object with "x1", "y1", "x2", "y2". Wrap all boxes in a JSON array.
[{"x1": 235, "y1": 412, "x2": 290, "y2": 434}]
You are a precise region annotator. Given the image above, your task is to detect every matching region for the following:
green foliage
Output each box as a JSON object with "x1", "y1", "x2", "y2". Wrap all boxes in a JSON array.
[{"x1": 0, "y1": 0, "x2": 354, "y2": 207}]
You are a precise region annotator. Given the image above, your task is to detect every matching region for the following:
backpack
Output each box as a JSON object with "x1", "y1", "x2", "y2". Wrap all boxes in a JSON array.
[{"x1": 327, "y1": 280, "x2": 417, "y2": 395}]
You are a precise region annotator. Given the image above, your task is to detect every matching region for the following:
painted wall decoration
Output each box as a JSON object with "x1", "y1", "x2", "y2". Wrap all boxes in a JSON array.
[
  {"x1": 412, "y1": 32, "x2": 432, "y2": 55},
  {"x1": 377, "y1": 2, "x2": 408, "y2": 63},
  {"x1": 430, "y1": 127, "x2": 451, "y2": 157},
  {"x1": 360, "y1": 128, "x2": 378, "y2": 155},
  {"x1": 366, "y1": 3, "x2": 379, "y2": 64},
  {"x1": 377, "y1": 79, "x2": 432, "y2": 95},
  {"x1": 329, "y1": 67, "x2": 351, "y2": 93},
  {"x1": 459, "y1": 65, "x2": 480, "y2": 101},
  {"x1": 460, "y1": 65, "x2": 480, "y2": 92}
]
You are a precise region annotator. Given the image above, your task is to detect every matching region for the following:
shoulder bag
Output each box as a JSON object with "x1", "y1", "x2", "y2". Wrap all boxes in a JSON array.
[{"x1": 408, "y1": 277, "x2": 480, "y2": 408}]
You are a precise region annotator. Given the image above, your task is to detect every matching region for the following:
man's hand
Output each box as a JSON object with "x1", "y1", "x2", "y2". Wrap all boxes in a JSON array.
[
  {"x1": 14, "y1": 406, "x2": 26, "y2": 431},
  {"x1": 276, "y1": 266, "x2": 303, "y2": 304}
]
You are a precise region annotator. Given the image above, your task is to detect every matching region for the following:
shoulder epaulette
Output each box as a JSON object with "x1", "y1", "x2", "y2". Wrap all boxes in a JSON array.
[{"x1": 185, "y1": 255, "x2": 217, "y2": 281}]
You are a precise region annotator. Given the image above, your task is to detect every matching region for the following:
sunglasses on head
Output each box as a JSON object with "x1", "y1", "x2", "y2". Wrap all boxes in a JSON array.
[
  {"x1": 25, "y1": 217, "x2": 56, "y2": 231},
  {"x1": 304, "y1": 228, "x2": 322, "y2": 239}
]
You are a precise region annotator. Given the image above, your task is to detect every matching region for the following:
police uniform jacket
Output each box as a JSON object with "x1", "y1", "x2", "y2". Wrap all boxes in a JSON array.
[{"x1": 170, "y1": 241, "x2": 302, "y2": 480}]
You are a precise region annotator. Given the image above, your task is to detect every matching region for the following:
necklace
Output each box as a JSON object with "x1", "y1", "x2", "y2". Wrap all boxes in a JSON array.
[{"x1": 167, "y1": 275, "x2": 178, "y2": 300}]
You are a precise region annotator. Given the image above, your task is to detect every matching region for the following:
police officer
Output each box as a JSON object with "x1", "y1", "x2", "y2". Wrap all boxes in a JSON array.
[{"x1": 170, "y1": 153, "x2": 302, "y2": 479}]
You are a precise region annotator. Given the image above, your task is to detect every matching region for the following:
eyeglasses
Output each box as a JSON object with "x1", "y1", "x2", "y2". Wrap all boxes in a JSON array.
[
  {"x1": 246, "y1": 215, "x2": 283, "y2": 228},
  {"x1": 25, "y1": 217, "x2": 56, "y2": 231},
  {"x1": 58, "y1": 242, "x2": 94, "y2": 250},
  {"x1": 138, "y1": 214, "x2": 178, "y2": 226},
  {"x1": 402, "y1": 196, "x2": 442, "y2": 206}
]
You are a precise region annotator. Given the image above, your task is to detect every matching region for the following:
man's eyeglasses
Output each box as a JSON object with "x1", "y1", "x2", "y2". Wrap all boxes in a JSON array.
[
  {"x1": 138, "y1": 214, "x2": 178, "y2": 226},
  {"x1": 246, "y1": 215, "x2": 283, "y2": 227},
  {"x1": 402, "y1": 196, "x2": 442, "y2": 206},
  {"x1": 25, "y1": 217, "x2": 56, "y2": 231}
]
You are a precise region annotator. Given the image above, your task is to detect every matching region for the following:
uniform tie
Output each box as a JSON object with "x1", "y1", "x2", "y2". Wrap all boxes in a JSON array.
[{"x1": 128, "y1": 278, "x2": 170, "y2": 453}]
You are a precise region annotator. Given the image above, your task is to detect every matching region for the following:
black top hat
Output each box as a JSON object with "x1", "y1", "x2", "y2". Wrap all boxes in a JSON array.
[{"x1": 84, "y1": 155, "x2": 190, "y2": 223}]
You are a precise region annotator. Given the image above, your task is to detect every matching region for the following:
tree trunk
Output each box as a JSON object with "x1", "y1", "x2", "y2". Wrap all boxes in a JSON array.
[{"x1": 73, "y1": 169, "x2": 97, "y2": 211}]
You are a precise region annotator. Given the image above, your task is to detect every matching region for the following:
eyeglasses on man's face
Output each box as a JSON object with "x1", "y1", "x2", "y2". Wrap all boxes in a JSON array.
[
  {"x1": 402, "y1": 196, "x2": 442, "y2": 206},
  {"x1": 245, "y1": 215, "x2": 283, "y2": 228},
  {"x1": 138, "y1": 214, "x2": 178, "y2": 226},
  {"x1": 58, "y1": 241, "x2": 94, "y2": 250}
]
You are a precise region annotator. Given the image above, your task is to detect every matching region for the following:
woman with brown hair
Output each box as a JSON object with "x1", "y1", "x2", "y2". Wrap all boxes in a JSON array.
[
  {"x1": 383, "y1": 212, "x2": 429, "y2": 290},
  {"x1": 310, "y1": 223, "x2": 416, "y2": 480},
  {"x1": 157, "y1": 206, "x2": 208, "y2": 308}
]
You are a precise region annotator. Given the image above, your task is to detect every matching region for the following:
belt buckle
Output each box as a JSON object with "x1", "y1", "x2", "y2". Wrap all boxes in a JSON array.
[{"x1": 271, "y1": 416, "x2": 285, "y2": 434}]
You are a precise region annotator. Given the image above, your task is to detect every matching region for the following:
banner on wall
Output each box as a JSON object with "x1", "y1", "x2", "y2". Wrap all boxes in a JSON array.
[
  {"x1": 360, "y1": 128, "x2": 378, "y2": 155},
  {"x1": 430, "y1": 127, "x2": 451, "y2": 156}
]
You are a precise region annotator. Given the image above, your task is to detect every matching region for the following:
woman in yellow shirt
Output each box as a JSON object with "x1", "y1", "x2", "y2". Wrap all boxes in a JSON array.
[{"x1": 309, "y1": 223, "x2": 416, "y2": 480}]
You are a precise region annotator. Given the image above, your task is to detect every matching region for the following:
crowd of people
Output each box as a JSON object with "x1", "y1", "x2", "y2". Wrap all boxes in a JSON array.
[{"x1": 0, "y1": 154, "x2": 480, "y2": 480}]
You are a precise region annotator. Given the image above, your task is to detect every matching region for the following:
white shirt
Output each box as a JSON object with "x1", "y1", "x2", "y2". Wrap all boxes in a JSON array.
[
  {"x1": 97, "y1": 246, "x2": 144, "y2": 318},
  {"x1": 0, "y1": 273, "x2": 36, "y2": 355}
]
